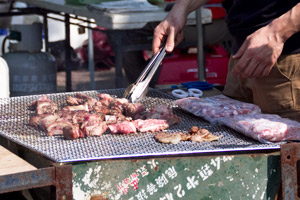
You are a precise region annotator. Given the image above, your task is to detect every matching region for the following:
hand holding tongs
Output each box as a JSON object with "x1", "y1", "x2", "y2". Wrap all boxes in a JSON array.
[{"x1": 124, "y1": 45, "x2": 166, "y2": 103}]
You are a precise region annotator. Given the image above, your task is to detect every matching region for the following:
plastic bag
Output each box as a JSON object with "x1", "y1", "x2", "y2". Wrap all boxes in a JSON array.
[
  {"x1": 217, "y1": 113, "x2": 300, "y2": 143},
  {"x1": 174, "y1": 94, "x2": 261, "y2": 123}
]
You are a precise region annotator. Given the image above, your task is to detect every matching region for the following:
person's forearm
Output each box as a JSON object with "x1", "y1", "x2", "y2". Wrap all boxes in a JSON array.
[{"x1": 268, "y1": 3, "x2": 300, "y2": 43}]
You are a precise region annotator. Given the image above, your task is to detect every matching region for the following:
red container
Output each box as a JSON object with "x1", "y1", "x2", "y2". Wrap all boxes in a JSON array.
[{"x1": 157, "y1": 45, "x2": 229, "y2": 86}]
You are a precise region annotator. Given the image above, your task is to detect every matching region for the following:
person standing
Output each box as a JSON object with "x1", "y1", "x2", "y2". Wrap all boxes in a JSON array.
[{"x1": 153, "y1": 0, "x2": 300, "y2": 121}]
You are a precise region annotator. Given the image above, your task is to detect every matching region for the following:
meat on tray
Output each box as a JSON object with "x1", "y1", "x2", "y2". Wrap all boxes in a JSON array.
[
  {"x1": 217, "y1": 114, "x2": 300, "y2": 143},
  {"x1": 28, "y1": 93, "x2": 180, "y2": 140},
  {"x1": 154, "y1": 126, "x2": 222, "y2": 144},
  {"x1": 175, "y1": 95, "x2": 261, "y2": 123}
]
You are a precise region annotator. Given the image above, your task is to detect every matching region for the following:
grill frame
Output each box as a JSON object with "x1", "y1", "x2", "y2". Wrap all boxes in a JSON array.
[{"x1": 0, "y1": 89, "x2": 281, "y2": 163}]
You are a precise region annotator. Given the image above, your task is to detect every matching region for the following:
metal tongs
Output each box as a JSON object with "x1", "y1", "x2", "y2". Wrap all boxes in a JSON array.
[{"x1": 124, "y1": 45, "x2": 166, "y2": 103}]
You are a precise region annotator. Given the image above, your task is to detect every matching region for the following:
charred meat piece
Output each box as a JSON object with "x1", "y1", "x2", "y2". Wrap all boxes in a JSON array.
[
  {"x1": 46, "y1": 120, "x2": 73, "y2": 136},
  {"x1": 66, "y1": 93, "x2": 97, "y2": 107},
  {"x1": 189, "y1": 127, "x2": 222, "y2": 142},
  {"x1": 135, "y1": 119, "x2": 169, "y2": 133},
  {"x1": 30, "y1": 95, "x2": 58, "y2": 115},
  {"x1": 82, "y1": 121, "x2": 107, "y2": 137},
  {"x1": 154, "y1": 132, "x2": 185, "y2": 144},
  {"x1": 93, "y1": 102, "x2": 110, "y2": 114},
  {"x1": 29, "y1": 113, "x2": 60, "y2": 130},
  {"x1": 66, "y1": 96, "x2": 86, "y2": 105},
  {"x1": 188, "y1": 126, "x2": 200, "y2": 134},
  {"x1": 36, "y1": 101, "x2": 58, "y2": 115},
  {"x1": 62, "y1": 102, "x2": 89, "y2": 112},
  {"x1": 98, "y1": 93, "x2": 114, "y2": 101},
  {"x1": 98, "y1": 93, "x2": 114, "y2": 106},
  {"x1": 107, "y1": 98, "x2": 130, "y2": 114},
  {"x1": 146, "y1": 105, "x2": 180, "y2": 125},
  {"x1": 63, "y1": 124, "x2": 84, "y2": 140},
  {"x1": 30, "y1": 95, "x2": 52, "y2": 110},
  {"x1": 108, "y1": 121, "x2": 137, "y2": 134},
  {"x1": 105, "y1": 114, "x2": 132, "y2": 124},
  {"x1": 81, "y1": 114, "x2": 108, "y2": 136},
  {"x1": 123, "y1": 102, "x2": 145, "y2": 119}
]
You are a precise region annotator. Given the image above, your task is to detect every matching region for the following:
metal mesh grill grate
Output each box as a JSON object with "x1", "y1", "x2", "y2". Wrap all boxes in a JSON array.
[{"x1": 0, "y1": 89, "x2": 281, "y2": 163}]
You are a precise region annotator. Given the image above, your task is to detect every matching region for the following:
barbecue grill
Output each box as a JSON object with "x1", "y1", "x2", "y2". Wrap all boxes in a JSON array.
[{"x1": 0, "y1": 89, "x2": 296, "y2": 200}]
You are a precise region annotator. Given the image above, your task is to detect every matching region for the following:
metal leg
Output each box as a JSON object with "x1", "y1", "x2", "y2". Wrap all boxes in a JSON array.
[
  {"x1": 108, "y1": 30, "x2": 124, "y2": 88},
  {"x1": 43, "y1": 13, "x2": 49, "y2": 53},
  {"x1": 196, "y1": 8, "x2": 205, "y2": 82},
  {"x1": 65, "y1": 14, "x2": 72, "y2": 92},
  {"x1": 280, "y1": 142, "x2": 300, "y2": 200},
  {"x1": 88, "y1": 22, "x2": 95, "y2": 90},
  {"x1": 54, "y1": 165, "x2": 73, "y2": 200}
]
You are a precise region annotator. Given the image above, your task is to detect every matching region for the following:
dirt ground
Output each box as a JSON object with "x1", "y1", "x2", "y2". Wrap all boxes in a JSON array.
[{"x1": 56, "y1": 67, "x2": 129, "y2": 92}]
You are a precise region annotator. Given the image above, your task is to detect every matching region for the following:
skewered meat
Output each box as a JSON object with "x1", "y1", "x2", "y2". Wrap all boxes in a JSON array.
[
  {"x1": 135, "y1": 119, "x2": 169, "y2": 132},
  {"x1": 175, "y1": 95, "x2": 261, "y2": 123},
  {"x1": 108, "y1": 121, "x2": 137, "y2": 134}
]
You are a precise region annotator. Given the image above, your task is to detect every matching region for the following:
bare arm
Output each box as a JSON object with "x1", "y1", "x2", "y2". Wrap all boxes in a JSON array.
[
  {"x1": 152, "y1": 0, "x2": 209, "y2": 54},
  {"x1": 232, "y1": 3, "x2": 300, "y2": 79}
]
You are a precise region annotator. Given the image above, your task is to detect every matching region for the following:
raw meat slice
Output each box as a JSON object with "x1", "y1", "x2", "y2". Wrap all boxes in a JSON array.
[
  {"x1": 217, "y1": 113, "x2": 300, "y2": 143},
  {"x1": 146, "y1": 105, "x2": 181, "y2": 125},
  {"x1": 108, "y1": 121, "x2": 137, "y2": 134},
  {"x1": 175, "y1": 95, "x2": 261, "y2": 122},
  {"x1": 135, "y1": 119, "x2": 169, "y2": 132}
]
